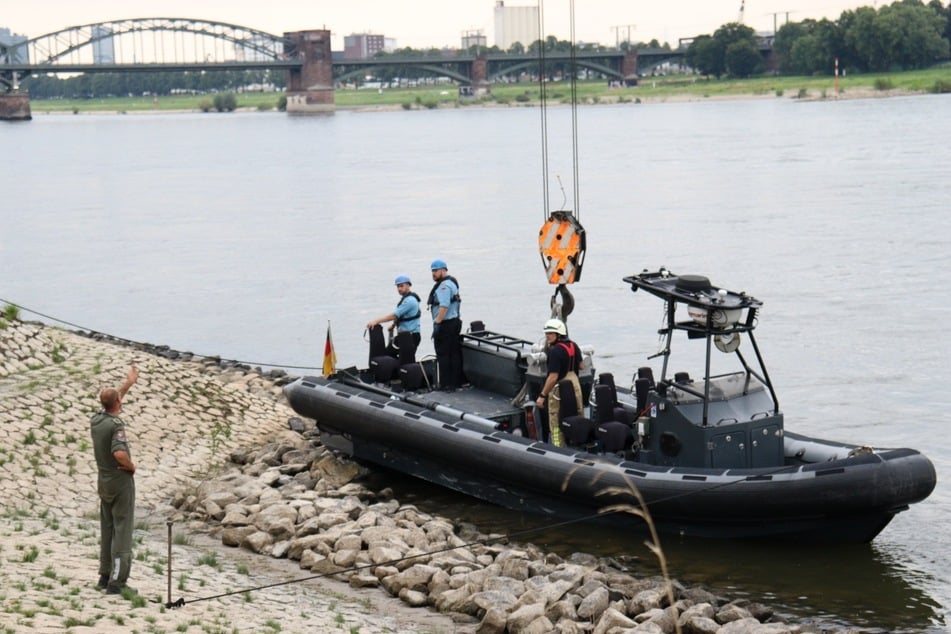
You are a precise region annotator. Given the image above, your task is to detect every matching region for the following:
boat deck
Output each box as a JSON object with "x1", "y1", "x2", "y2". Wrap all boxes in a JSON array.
[{"x1": 413, "y1": 385, "x2": 524, "y2": 423}]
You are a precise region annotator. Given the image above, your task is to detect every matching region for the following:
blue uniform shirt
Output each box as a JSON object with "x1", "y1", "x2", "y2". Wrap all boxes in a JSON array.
[
  {"x1": 395, "y1": 293, "x2": 421, "y2": 333},
  {"x1": 431, "y1": 278, "x2": 460, "y2": 320}
]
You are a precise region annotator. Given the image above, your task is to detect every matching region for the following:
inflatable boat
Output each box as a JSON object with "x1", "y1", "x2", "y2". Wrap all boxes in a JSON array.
[{"x1": 284, "y1": 269, "x2": 936, "y2": 543}]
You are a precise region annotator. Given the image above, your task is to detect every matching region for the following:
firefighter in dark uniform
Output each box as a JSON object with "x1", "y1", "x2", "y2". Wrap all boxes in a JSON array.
[
  {"x1": 535, "y1": 319, "x2": 584, "y2": 447},
  {"x1": 90, "y1": 365, "x2": 139, "y2": 595}
]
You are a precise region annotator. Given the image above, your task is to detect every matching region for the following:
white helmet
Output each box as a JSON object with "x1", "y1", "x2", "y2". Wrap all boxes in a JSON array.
[{"x1": 543, "y1": 318, "x2": 567, "y2": 336}]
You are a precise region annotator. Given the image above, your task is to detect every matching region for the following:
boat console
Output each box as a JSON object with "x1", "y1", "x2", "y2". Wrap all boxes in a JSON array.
[{"x1": 625, "y1": 269, "x2": 785, "y2": 469}]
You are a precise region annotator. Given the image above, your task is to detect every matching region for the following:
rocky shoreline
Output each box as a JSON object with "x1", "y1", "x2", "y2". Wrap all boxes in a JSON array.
[{"x1": 0, "y1": 317, "x2": 835, "y2": 633}]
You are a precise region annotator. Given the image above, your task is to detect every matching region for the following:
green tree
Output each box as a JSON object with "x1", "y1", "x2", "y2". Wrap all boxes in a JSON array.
[
  {"x1": 875, "y1": 0, "x2": 949, "y2": 69},
  {"x1": 686, "y1": 35, "x2": 726, "y2": 77},
  {"x1": 725, "y1": 40, "x2": 765, "y2": 77}
]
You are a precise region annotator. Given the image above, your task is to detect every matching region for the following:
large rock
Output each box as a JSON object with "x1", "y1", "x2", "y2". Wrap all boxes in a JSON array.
[
  {"x1": 592, "y1": 607, "x2": 637, "y2": 634},
  {"x1": 506, "y1": 602, "x2": 546, "y2": 632},
  {"x1": 311, "y1": 454, "x2": 361, "y2": 487},
  {"x1": 252, "y1": 503, "x2": 298, "y2": 540},
  {"x1": 577, "y1": 586, "x2": 610, "y2": 620}
]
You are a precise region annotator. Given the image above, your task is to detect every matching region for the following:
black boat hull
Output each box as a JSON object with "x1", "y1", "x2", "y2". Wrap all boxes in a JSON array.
[{"x1": 284, "y1": 375, "x2": 936, "y2": 544}]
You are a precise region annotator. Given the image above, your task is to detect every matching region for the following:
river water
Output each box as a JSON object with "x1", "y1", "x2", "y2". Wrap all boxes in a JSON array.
[{"x1": 2, "y1": 94, "x2": 949, "y2": 631}]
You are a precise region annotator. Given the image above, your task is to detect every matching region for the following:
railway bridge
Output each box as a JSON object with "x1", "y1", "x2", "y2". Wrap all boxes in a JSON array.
[{"x1": 0, "y1": 18, "x2": 683, "y2": 120}]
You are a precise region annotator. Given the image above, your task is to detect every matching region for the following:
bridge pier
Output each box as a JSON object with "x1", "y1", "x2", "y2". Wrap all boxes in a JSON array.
[
  {"x1": 621, "y1": 50, "x2": 639, "y2": 87},
  {"x1": 284, "y1": 29, "x2": 334, "y2": 114},
  {"x1": 0, "y1": 93, "x2": 31, "y2": 121},
  {"x1": 469, "y1": 55, "x2": 490, "y2": 97}
]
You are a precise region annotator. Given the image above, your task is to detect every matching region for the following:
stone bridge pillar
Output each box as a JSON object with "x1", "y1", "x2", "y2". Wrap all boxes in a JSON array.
[
  {"x1": 621, "y1": 50, "x2": 639, "y2": 86},
  {"x1": 470, "y1": 55, "x2": 490, "y2": 96},
  {"x1": 284, "y1": 29, "x2": 334, "y2": 114},
  {"x1": 0, "y1": 93, "x2": 31, "y2": 121}
]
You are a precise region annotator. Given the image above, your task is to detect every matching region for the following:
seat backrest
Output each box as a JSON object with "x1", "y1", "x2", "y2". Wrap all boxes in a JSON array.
[
  {"x1": 593, "y1": 384, "x2": 617, "y2": 424},
  {"x1": 637, "y1": 366, "x2": 655, "y2": 386},
  {"x1": 394, "y1": 331, "x2": 416, "y2": 364},
  {"x1": 635, "y1": 377, "x2": 652, "y2": 416},
  {"x1": 368, "y1": 324, "x2": 388, "y2": 362}
]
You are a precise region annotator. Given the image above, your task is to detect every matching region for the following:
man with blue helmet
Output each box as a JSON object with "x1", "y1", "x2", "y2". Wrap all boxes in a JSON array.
[
  {"x1": 428, "y1": 259, "x2": 463, "y2": 390},
  {"x1": 367, "y1": 275, "x2": 422, "y2": 358}
]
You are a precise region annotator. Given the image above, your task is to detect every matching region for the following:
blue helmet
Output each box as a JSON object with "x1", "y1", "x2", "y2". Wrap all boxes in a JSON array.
[
  {"x1": 394, "y1": 275, "x2": 411, "y2": 286},
  {"x1": 430, "y1": 259, "x2": 448, "y2": 271}
]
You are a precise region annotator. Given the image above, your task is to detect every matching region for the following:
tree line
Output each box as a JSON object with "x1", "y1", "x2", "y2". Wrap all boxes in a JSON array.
[
  {"x1": 22, "y1": 69, "x2": 283, "y2": 100},
  {"x1": 687, "y1": 0, "x2": 950, "y2": 78}
]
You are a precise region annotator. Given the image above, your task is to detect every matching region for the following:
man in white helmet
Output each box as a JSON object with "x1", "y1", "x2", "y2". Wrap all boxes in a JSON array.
[{"x1": 535, "y1": 318, "x2": 584, "y2": 446}]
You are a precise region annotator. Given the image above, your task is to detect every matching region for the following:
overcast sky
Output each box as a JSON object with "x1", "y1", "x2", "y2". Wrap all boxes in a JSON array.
[{"x1": 6, "y1": 0, "x2": 877, "y2": 49}]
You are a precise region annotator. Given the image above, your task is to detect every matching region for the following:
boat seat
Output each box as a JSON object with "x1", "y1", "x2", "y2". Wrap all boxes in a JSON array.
[
  {"x1": 399, "y1": 363, "x2": 426, "y2": 390},
  {"x1": 557, "y1": 378, "x2": 597, "y2": 448},
  {"x1": 594, "y1": 376, "x2": 635, "y2": 425},
  {"x1": 597, "y1": 421, "x2": 635, "y2": 456},
  {"x1": 561, "y1": 416, "x2": 597, "y2": 447},
  {"x1": 370, "y1": 356, "x2": 400, "y2": 382}
]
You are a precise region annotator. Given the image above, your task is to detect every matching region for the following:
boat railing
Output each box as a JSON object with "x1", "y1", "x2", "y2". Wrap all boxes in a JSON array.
[{"x1": 461, "y1": 329, "x2": 535, "y2": 359}]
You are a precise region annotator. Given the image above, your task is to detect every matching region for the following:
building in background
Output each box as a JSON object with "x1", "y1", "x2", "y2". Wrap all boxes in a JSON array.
[
  {"x1": 461, "y1": 30, "x2": 487, "y2": 51},
  {"x1": 91, "y1": 25, "x2": 115, "y2": 64},
  {"x1": 0, "y1": 27, "x2": 29, "y2": 64},
  {"x1": 343, "y1": 33, "x2": 390, "y2": 59},
  {"x1": 493, "y1": 1, "x2": 539, "y2": 50}
]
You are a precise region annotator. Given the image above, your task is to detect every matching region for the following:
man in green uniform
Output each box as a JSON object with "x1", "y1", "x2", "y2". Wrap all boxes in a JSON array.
[{"x1": 90, "y1": 365, "x2": 139, "y2": 595}]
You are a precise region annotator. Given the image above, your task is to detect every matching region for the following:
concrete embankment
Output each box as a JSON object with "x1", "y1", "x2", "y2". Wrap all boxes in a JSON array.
[{"x1": 0, "y1": 317, "x2": 826, "y2": 633}]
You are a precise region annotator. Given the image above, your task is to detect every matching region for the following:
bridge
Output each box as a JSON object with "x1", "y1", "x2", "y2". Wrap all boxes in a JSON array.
[{"x1": 0, "y1": 17, "x2": 684, "y2": 119}]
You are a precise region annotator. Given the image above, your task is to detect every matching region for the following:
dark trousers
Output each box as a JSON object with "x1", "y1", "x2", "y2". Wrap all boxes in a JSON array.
[{"x1": 434, "y1": 317, "x2": 463, "y2": 388}]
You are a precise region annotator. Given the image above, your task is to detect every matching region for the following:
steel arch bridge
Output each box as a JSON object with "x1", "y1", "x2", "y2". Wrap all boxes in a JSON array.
[{"x1": 0, "y1": 18, "x2": 301, "y2": 90}]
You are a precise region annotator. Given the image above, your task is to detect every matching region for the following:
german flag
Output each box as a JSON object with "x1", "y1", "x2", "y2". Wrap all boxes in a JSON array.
[{"x1": 322, "y1": 322, "x2": 337, "y2": 377}]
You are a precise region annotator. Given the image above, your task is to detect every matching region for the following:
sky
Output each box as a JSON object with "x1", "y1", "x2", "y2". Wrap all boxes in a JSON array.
[{"x1": 4, "y1": 0, "x2": 880, "y2": 49}]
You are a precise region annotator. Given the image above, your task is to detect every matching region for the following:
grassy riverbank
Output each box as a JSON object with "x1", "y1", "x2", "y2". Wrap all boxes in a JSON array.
[{"x1": 26, "y1": 66, "x2": 951, "y2": 114}]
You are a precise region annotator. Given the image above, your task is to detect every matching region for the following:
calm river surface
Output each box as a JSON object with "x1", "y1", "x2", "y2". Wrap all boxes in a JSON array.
[{"x1": 3, "y1": 94, "x2": 949, "y2": 631}]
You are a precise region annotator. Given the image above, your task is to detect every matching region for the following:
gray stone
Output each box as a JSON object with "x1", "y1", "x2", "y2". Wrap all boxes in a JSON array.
[
  {"x1": 398, "y1": 587, "x2": 429, "y2": 607},
  {"x1": 591, "y1": 607, "x2": 637, "y2": 634},
  {"x1": 471, "y1": 589, "x2": 519, "y2": 614},
  {"x1": 506, "y1": 602, "x2": 546, "y2": 632},
  {"x1": 717, "y1": 617, "x2": 780, "y2": 634},
  {"x1": 577, "y1": 586, "x2": 610, "y2": 620},
  {"x1": 220, "y1": 525, "x2": 255, "y2": 547},
  {"x1": 349, "y1": 572, "x2": 379, "y2": 588},
  {"x1": 681, "y1": 615, "x2": 720, "y2": 634},
  {"x1": 678, "y1": 602, "x2": 715, "y2": 624},
  {"x1": 476, "y1": 607, "x2": 507, "y2": 634},
  {"x1": 241, "y1": 530, "x2": 273, "y2": 553},
  {"x1": 717, "y1": 603, "x2": 753, "y2": 624},
  {"x1": 435, "y1": 584, "x2": 479, "y2": 615},
  {"x1": 630, "y1": 588, "x2": 666, "y2": 616}
]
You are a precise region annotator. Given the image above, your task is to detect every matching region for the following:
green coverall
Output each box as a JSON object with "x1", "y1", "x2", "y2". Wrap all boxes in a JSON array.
[{"x1": 90, "y1": 411, "x2": 135, "y2": 589}]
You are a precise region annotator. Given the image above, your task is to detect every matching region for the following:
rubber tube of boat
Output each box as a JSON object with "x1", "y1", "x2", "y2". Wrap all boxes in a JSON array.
[
  {"x1": 426, "y1": 402, "x2": 500, "y2": 433},
  {"x1": 335, "y1": 375, "x2": 501, "y2": 433}
]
